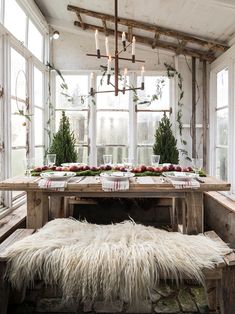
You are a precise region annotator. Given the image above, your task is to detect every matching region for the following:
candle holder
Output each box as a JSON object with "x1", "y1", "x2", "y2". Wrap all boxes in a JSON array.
[{"x1": 86, "y1": 0, "x2": 145, "y2": 96}]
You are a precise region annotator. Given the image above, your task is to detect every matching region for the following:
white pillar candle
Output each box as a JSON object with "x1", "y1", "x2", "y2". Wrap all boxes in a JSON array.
[
  {"x1": 90, "y1": 72, "x2": 94, "y2": 89},
  {"x1": 132, "y1": 36, "x2": 136, "y2": 55},
  {"x1": 105, "y1": 37, "x2": 109, "y2": 56},
  {"x1": 141, "y1": 66, "x2": 145, "y2": 83},
  {"x1": 123, "y1": 68, "x2": 127, "y2": 89},
  {"x1": 122, "y1": 32, "x2": 126, "y2": 42},
  {"x1": 107, "y1": 56, "x2": 112, "y2": 75},
  {"x1": 95, "y1": 29, "x2": 100, "y2": 50}
]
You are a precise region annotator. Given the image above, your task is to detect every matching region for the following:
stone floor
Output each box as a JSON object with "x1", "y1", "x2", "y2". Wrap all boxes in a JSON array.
[{"x1": 7, "y1": 282, "x2": 211, "y2": 314}]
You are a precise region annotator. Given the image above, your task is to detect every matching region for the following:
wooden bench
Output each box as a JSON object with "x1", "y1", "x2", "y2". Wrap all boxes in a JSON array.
[{"x1": 0, "y1": 229, "x2": 235, "y2": 314}]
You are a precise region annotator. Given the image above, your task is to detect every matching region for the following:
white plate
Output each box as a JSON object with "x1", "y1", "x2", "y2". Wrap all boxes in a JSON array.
[
  {"x1": 40, "y1": 171, "x2": 76, "y2": 181},
  {"x1": 100, "y1": 172, "x2": 134, "y2": 181},
  {"x1": 61, "y1": 163, "x2": 84, "y2": 167},
  {"x1": 162, "y1": 171, "x2": 197, "y2": 181}
]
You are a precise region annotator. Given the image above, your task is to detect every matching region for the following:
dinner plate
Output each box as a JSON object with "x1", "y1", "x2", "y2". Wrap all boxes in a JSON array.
[
  {"x1": 100, "y1": 172, "x2": 134, "y2": 181},
  {"x1": 162, "y1": 171, "x2": 197, "y2": 181},
  {"x1": 40, "y1": 171, "x2": 76, "y2": 181}
]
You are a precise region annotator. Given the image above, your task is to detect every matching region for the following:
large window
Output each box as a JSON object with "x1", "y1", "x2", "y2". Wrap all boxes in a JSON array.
[
  {"x1": 215, "y1": 68, "x2": 228, "y2": 181},
  {"x1": 55, "y1": 73, "x2": 171, "y2": 166}
]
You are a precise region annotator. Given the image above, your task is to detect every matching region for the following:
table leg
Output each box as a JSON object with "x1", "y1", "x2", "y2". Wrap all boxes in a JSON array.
[
  {"x1": 185, "y1": 191, "x2": 204, "y2": 234},
  {"x1": 27, "y1": 191, "x2": 49, "y2": 229}
]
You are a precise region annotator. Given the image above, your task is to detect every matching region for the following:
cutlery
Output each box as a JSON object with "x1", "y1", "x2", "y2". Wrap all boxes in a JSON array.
[
  {"x1": 196, "y1": 177, "x2": 205, "y2": 183},
  {"x1": 75, "y1": 176, "x2": 86, "y2": 183}
]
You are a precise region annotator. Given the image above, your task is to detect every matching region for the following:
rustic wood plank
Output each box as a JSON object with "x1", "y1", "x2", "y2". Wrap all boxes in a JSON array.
[
  {"x1": 203, "y1": 60, "x2": 208, "y2": 171},
  {"x1": 192, "y1": 56, "x2": 196, "y2": 159},
  {"x1": 67, "y1": 4, "x2": 228, "y2": 52},
  {"x1": 221, "y1": 266, "x2": 235, "y2": 314},
  {"x1": 49, "y1": 196, "x2": 64, "y2": 219},
  {"x1": 27, "y1": 192, "x2": 49, "y2": 229},
  {"x1": 185, "y1": 192, "x2": 204, "y2": 234},
  {"x1": 204, "y1": 279, "x2": 218, "y2": 312}
]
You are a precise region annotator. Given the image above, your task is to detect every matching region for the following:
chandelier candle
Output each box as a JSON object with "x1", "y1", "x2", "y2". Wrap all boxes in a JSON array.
[
  {"x1": 95, "y1": 29, "x2": 100, "y2": 58},
  {"x1": 107, "y1": 56, "x2": 112, "y2": 84},
  {"x1": 132, "y1": 36, "x2": 136, "y2": 63},
  {"x1": 141, "y1": 66, "x2": 145, "y2": 89},
  {"x1": 122, "y1": 32, "x2": 126, "y2": 51},
  {"x1": 90, "y1": 72, "x2": 94, "y2": 96},
  {"x1": 123, "y1": 68, "x2": 127, "y2": 93},
  {"x1": 105, "y1": 37, "x2": 109, "y2": 56}
]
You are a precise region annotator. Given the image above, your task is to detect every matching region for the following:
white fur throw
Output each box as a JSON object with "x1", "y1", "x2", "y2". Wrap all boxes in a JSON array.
[{"x1": 4, "y1": 219, "x2": 231, "y2": 303}]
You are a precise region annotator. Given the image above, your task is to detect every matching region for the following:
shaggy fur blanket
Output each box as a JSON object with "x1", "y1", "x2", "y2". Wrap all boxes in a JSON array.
[{"x1": 4, "y1": 219, "x2": 231, "y2": 303}]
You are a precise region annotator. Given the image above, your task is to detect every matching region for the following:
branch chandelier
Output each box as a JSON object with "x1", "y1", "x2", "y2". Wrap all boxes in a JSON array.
[{"x1": 88, "y1": 0, "x2": 145, "y2": 97}]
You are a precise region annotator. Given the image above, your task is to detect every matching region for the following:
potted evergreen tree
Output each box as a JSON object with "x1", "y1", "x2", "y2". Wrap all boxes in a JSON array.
[
  {"x1": 49, "y1": 111, "x2": 77, "y2": 165},
  {"x1": 153, "y1": 113, "x2": 179, "y2": 164}
]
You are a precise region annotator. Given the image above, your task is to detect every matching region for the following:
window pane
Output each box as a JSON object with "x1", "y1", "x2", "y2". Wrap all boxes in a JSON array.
[
  {"x1": 56, "y1": 75, "x2": 89, "y2": 109},
  {"x1": 216, "y1": 108, "x2": 228, "y2": 146},
  {"x1": 137, "y1": 112, "x2": 164, "y2": 145},
  {"x1": 35, "y1": 108, "x2": 43, "y2": 145},
  {"x1": 97, "y1": 112, "x2": 129, "y2": 145},
  {"x1": 35, "y1": 147, "x2": 44, "y2": 166},
  {"x1": 11, "y1": 149, "x2": 26, "y2": 177},
  {"x1": 137, "y1": 76, "x2": 170, "y2": 110},
  {"x1": 28, "y1": 20, "x2": 43, "y2": 61},
  {"x1": 11, "y1": 48, "x2": 26, "y2": 99},
  {"x1": 4, "y1": 0, "x2": 26, "y2": 43},
  {"x1": 76, "y1": 146, "x2": 88, "y2": 164},
  {"x1": 216, "y1": 147, "x2": 228, "y2": 181},
  {"x1": 96, "y1": 76, "x2": 129, "y2": 109},
  {"x1": 217, "y1": 68, "x2": 228, "y2": 108},
  {"x1": 11, "y1": 100, "x2": 26, "y2": 147},
  {"x1": 34, "y1": 67, "x2": 43, "y2": 107},
  {"x1": 56, "y1": 111, "x2": 88, "y2": 145},
  {"x1": 137, "y1": 147, "x2": 153, "y2": 165},
  {"x1": 97, "y1": 146, "x2": 128, "y2": 165}
]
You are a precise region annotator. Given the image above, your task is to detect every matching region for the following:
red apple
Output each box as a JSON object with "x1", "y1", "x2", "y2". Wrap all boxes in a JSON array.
[
  {"x1": 175, "y1": 166, "x2": 182, "y2": 172},
  {"x1": 153, "y1": 167, "x2": 160, "y2": 173},
  {"x1": 90, "y1": 166, "x2": 98, "y2": 171},
  {"x1": 162, "y1": 166, "x2": 169, "y2": 172},
  {"x1": 42, "y1": 166, "x2": 48, "y2": 171},
  {"x1": 82, "y1": 165, "x2": 90, "y2": 171},
  {"x1": 182, "y1": 167, "x2": 189, "y2": 172},
  {"x1": 140, "y1": 165, "x2": 147, "y2": 172},
  {"x1": 146, "y1": 166, "x2": 154, "y2": 172},
  {"x1": 187, "y1": 166, "x2": 193, "y2": 172},
  {"x1": 33, "y1": 167, "x2": 42, "y2": 172},
  {"x1": 69, "y1": 165, "x2": 79, "y2": 172},
  {"x1": 56, "y1": 166, "x2": 62, "y2": 171},
  {"x1": 168, "y1": 164, "x2": 174, "y2": 171},
  {"x1": 119, "y1": 167, "x2": 126, "y2": 172},
  {"x1": 100, "y1": 165, "x2": 106, "y2": 171},
  {"x1": 105, "y1": 165, "x2": 112, "y2": 171}
]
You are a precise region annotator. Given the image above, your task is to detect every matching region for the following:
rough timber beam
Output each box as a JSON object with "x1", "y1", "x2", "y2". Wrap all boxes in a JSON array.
[
  {"x1": 74, "y1": 21, "x2": 215, "y2": 62},
  {"x1": 68, "y1": 4, "x2": 228, "y2": 52}
]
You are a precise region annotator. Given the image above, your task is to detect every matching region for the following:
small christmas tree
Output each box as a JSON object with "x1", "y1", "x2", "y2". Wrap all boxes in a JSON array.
[
  {"x1": 49, "y1": 111, "x2": 77, "y2": 165},
  {"x1": 153, "y1": 113, "x2": 179, "y2": 164}
]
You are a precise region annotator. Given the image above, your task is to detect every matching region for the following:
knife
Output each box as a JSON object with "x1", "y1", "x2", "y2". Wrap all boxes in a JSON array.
[{"x1": 196, "y1": 177, "x2": 205, "y2": 183}]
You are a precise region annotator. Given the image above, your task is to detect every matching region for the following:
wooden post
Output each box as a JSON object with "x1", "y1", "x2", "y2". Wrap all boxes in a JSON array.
[
  {"x1": 27, "y1": 192, "x2": 49, "y2": 229},
  {"x1": 203, "y1": 60, "x2": 208, "y2": 171},
  {"x1": 192, "y1": 57, "x2": 196, "y2": 158},
  {"x1": 221, "y1": 266, "x2": 235, "y2": 314},
  {"x1": 114, "y1": 0, "x2": 119, "y2": 96},
  {"x1": 185, "y1": 192, "x2": 204, "y2": 234}
]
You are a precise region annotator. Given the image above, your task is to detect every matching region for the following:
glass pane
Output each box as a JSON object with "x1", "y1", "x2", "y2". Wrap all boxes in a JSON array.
[
  {"x1": 35, "y1": 147, "x2": 44, "y2": 166},
  {"x1": 76, "y1": 146, "x2": 88, "y2": 164},
  {"x1": 28, "y1": 19, "x2": 43, "y2": 61},
  {"x1": 137, "y1": 112, "x2": 165, "y2": 145},
  {"x1": 11, "y1": 100, "x2": 26, "y2": 147},
  {"x1": 56, "y1": 111, "x2": 88, "y2": 145},
  {"x1": 34, "y1": 67, "x2": 43, "y2": 107},
  {"x1": 217, "y1": 68, "x2": 228, "y2": 108},
  {"x1": 11, "y1": 48, "x2": 26, "y2": 99},
  {"x1": 35, "y1": 108, "x2": 43, "y2": 145},
  {"x1": 11, "y1": 149, "x2": 26, "y2": 177},
  {"x1": 137, "y1": 76, "x2": 170, "y2": 110},
  {"x1": 56, "y1": 75, "x2": 89, "y2": 109},
  {"x1": 96, "y1": 76, "x2": 129, "y2": 109},
  {"x1": 216, "y1": 108, "x2": 228, "y2": 146},
  {"x1": 97, "y1": 146, "x2": 128, "y2": 165},
  {"x1": 4, "y1": 0, "x2": 26, "y2": 43},
  {"x1": 137, "y1": 147, "x2": 153, "y2": 165},
  {"x1": 216, "y1": 147, "x2": 228, "y2": 181},
  {"x1": 97, "y1": 112, "x2": 129, "y2": 145}
]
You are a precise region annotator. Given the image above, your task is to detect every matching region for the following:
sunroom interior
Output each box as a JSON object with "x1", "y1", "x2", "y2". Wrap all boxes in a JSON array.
[{"x1": 0, "y1": 0, "x2": 235, "y2": 313}]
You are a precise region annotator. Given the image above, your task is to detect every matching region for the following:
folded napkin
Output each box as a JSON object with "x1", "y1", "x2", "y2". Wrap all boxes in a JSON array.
[
  {"x1": 169, "y1": 179, "x2": 200, "y2": 189},
  {"x1": 101, "y1": 178, "x2": 129, "y2": 192},
  {"x1": 38, "y1": 179, "x2": 67, "y2": 191}
]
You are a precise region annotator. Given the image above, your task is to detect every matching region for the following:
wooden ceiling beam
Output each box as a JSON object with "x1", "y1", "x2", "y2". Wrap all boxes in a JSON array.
[
  {"x1": 74, "y1": 21, "x2": 215, "y2": 62},
  {"x1": 102, "y1": 19, "x2": 108, "y2": 36},
  {"x1": 152, "y1": 32, "x2": 160, "y2": 49},
  {"x1": 176, "y1": 40, "x2": 187, "y2": 55},
  {"x1": 68, "y1": 4, "x2": 228, "y2": 52},
  {"x1": 76, "y1": 12, "x2": 85, "y2": 30},
  {"x1": 127, "y1": 26, "x2": 132, "y2": 42}
]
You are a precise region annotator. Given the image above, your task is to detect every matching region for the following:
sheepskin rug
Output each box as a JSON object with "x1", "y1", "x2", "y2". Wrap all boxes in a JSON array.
[{"x1": 4, "y1": 219, "x2": 231, "y2": 303}]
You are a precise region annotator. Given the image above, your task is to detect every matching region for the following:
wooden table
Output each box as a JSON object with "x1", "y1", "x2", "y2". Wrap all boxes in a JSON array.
[{"x1": 0, "y1": 176, "x2": 230, "y2": 234}]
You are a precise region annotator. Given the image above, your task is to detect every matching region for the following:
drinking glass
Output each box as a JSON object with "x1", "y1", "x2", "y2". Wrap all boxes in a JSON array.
[
  {"x1": 123, "y1": 158, "x2": 134, "y2": 172},
  {"x1": 192, "y1": 158, "x2": 203, "y2": 176},
  {"x1": 46, "y1": 154, "x2": 56, "y2": 167},
  {"x1": 24, "y1": 157, "x2": 35, "y2": 177},
  {"x1": 103, "y1": 154, "x2": 113, "y2": 165},
  {"x1": 151, "y1": 155, "x2": 160, "y2": 167}
]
